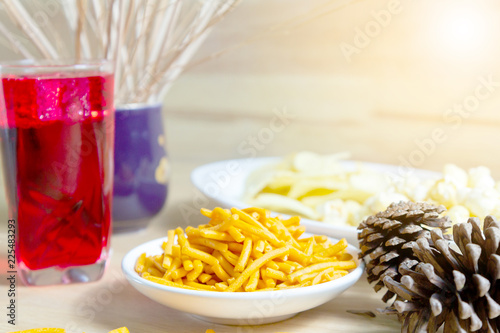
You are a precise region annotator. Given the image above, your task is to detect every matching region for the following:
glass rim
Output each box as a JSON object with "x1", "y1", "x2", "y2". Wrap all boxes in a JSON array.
[{"x1": 0, "y1": 59, "x2": 114, "y2": 75}]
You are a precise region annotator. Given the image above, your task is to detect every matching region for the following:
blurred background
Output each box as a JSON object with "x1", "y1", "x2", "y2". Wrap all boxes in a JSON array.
[
  {"x1": 1, "y1": 0, "x2": 500, "y2": 213},
  {"x1": 158, "y1": 0, "x2": 500, "y2": 175}
]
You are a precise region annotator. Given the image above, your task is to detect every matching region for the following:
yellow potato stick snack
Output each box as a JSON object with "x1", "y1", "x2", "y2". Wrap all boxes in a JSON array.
[
  {"x1": 145, "y1": 256, "x2": 156, "y2": 268},
  {"x1": 220, "y1": 250, "x2": 239, "y2": 266},
  {"x1": 235, "y1": 238, "x2": 252, "y2": 272},
  {"x1": 190, "y1": 237, "x2": 228, "y2": 252},
  {"x1": 182, "y1": 246, "x2": 218, "y2": 266},
  {"x1": 147, "y1": 266, "x2": 163, "y2": 277},
  {"x1": 212, "y1": 263, "x2": 231, "y2": 282},
  {"x1": 185, "y1": 281, "x2": 217, "y2": 291},
  {"x1": 186, "y1": 260, "x2": 203, "y2": 281},
  {"x1": 312, "y1": 267, "x2": 335, "y2": 285},
  {"x1": 255, "y1": 239, "x2": 266, "y2": 252},
  {"x1": 257, "y1": 279, "x2": 267, "y2": 289},
  {"x1": 317, "y1": 238, "x2": 348, "y2": 257},
  {"x1": 11, "y1": 329, "x2": 66, "y2": 333},
  {"x1": 325, "y1": 271, "x2": 348, "y2": 281},
  {"x1": 265, "y1": 267, "x2": 287, "y2": 281},
  {"x1": 227, "y1": 242, "x2": 244, "y2": 253},
  {"x1": 152, "y1": 259, "x2": 167, "y2": 273},
  {"x1": 197, "y1": 273, "x2": 211, "y2": 284},
  {"x1": 337, "y1": 252, "x2": 353, "y2": 261},
  {"x1": 109, "y1": 328, "x2": 130, "y2": 333},
  {"x1": 227, "y1": 225, "x2": 245, "y2": 242},
  {"x1": 265, "y1": 277, "x2": 277, "y2": 288},
  {"x1": 285, "y1": 260, "x2": 302, "y2": 269},
  {"x1": 207, "y1": 213, "x2": 234, "y2": 232},
  {"x1": 244, "y1": 269, "x2": 260, "y2": 292},
  {"x1": 226, "y1": 247, "x2": 289, "y2": 292},
  {"x1": 287, "y1": 246, "x2": 309, "y2": 266},
  {"x1": 276, "y1": 261, "x2": 295, "y2": 274},
  {"x1": 263, "y1": 241, "x2": 273, "y2": 253},
  {"x1": 171, "y1": 244, "x2": 181, "y2": 258},
  {"x1": 242, "y1": 207, "x2": 270, "y2": 220},
  {"x1": 211, "y1": 207, "x2": 231, "y2": 221},
  {"x1": 200, "y1": 208, "x2": 212, "y2": 217},
  {"x1": 175, "y1": 227, "x2": 189, "y2": 247},
  {"x1": 290, "y1": 225, "x2": 306, "y2": 238},
  {"x1": 200, "y1": 229, "x2": 234, "y2": 241},
  {"x1": 14, "y1": 329, "x2": 131, "y2": 333},
  {"x1": 289, "y1": 261, "x2": 355, "y2": 283},
  {"x1": 265, "y1": 260, "x2": 280, "y2": 271},
  {"x1": 300, "y1": 281, "x2": 312, "y2": 287},
  {"x1": 182, "y1": 259, "x2": 194, "y2": 271},
  {"x1": 145, "y1": 275, "x2": 196, "y2": 290},
  {"x1": 282, "y1": 216, "x2": 300, "y2": 227},
  {"x1": 162, "y1": 255, "x2": 173, "y2": 269},
  {"x1": 330, "y1": 261, "x2": 357, "y2": 270},
  {"x1": 311, "y1": 255, "x2": 342, "y2": 263},
  {"x1": 204, "y1": 264, "x2": 214, "y2": 275},
  {"x1": 231, "y1": 207, "x2": 266, "y2": 229},
  {"x1": 215, "y1": 282, "x2": 229, "y2": 291},
  {"x1": 232, "y1": 219, "x2": 266, "y2": 238},
  {"x1": 135, "y1": 253, "x2": 146, "y2": 273},
  {"x1": 303, "y1": 235, "x2": 328, "y2": 243},
  {"x1": 186, "y1": 226, "x2": 201, "y2": 238},
  {"x1": 213, "y1": 251, "x2": 237, "y2": 277},
  {"x1": 251, "y1": 249, "x2": 263, "y2": 260},
  {"x1": 163, "y1": 257, "x2": 182, "y2": 279},
  {"x1": 254, "y1": 239, "x2": 265, "y2": 252},
  {"x1": 138, "y1": 207, "x2": 356, "y2": 292},
  {"x1": 171, "y1": 268, "x2": 188, "y2": 279},
  {"x1": 164, "y1": 229, "x2": 176, "y2": 255},
  {"x1": 304, "y1": 238, "x2": 315, "y2": 256},
  {"x1": 190, "y1": 244, "x2": 212, "y2": 253},
  {"x1": 297, "y1": 272, "x2": 319, "y2": 284}
]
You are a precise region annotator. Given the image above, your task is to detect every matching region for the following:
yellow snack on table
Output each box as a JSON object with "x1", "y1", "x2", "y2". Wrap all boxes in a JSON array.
[
  {"x1": 108, "y1": 328, "x2": 130, "y2": 333},
  {"x1": 10, "y1": 328, "x2": 66, "y2": 333},
  {"x1": 10, "y1": 328, "x2": 130, "y2": 333},
  {"x1": 135, "y1": 207, "x2": 356, "y2": 292}
]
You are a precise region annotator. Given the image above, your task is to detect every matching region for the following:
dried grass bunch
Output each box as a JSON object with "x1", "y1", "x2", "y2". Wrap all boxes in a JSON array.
[{"x1": 0, "y1": 0, "x2": 239, "y2": 104}]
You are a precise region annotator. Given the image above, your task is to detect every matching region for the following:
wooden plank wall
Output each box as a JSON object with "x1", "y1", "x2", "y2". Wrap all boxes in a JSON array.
[{"x1": 163, "y1": 0, "x2": 500, "y2": 177}]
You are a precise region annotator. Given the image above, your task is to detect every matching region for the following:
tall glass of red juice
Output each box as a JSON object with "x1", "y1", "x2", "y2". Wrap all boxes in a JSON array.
[{"x1": 0, "y1": 60, "x2": 114, "y2": 286}]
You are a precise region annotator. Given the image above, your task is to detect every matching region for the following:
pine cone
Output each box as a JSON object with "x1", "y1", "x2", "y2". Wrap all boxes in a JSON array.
[
  {"x1": 358, "y1": 201, "x2": 452, "y2": 302},
  {"x1": 383, "y1": 216, "x2": 500, "y2": 333}
]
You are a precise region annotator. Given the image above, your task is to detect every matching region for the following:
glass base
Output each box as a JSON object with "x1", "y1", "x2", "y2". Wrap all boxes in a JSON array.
[{"x1": 19, "y1": 259, "x2": 107, "y2": 286}]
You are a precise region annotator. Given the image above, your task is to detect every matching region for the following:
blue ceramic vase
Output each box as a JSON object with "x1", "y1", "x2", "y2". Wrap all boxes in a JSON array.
[{"x1": 113, "y1": 103, "x2": 169, "y2": 231}]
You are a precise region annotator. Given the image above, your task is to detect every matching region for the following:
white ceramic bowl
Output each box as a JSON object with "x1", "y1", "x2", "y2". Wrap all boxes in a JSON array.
[
  {"x1": 122, "y1": 236, "x2": 365, "y2": 325},
  {"x1": 191, "y1": 157, "x2": 440, "y2": 245}
]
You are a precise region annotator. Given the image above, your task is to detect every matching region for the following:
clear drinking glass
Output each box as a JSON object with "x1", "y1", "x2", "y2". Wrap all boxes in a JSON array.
[{"x1": 0, "y1": 60, "x2": 114, "y2": 286}]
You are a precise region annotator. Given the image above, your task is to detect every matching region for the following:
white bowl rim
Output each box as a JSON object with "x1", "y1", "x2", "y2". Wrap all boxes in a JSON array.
[{"x1": 122, "y1": 235, "x2": 365, "y2": 300}]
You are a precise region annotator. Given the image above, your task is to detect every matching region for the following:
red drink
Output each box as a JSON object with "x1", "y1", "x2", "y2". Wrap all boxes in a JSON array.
[{"x1": 0, "y1": 65, "x2": 114, "y2": 285}]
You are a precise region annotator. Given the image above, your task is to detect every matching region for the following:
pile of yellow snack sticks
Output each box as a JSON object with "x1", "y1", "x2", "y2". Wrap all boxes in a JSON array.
[{"x1": 136, "y1": 207, "x2": 357, "y2": 292}]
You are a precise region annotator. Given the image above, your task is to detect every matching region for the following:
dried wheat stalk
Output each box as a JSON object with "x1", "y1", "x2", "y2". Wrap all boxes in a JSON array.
[
  {"x1": 0, "y1": 0, "x2": 239, "y2": 105},
  {"x1": 0, "y1": 0, "x2": 360, "y2": 105}
]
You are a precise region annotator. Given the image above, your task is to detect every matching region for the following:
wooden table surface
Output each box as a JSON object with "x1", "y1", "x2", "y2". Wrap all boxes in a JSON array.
[{"x1": 0, "y1": 112, "x2": 404, "y2": 333}]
